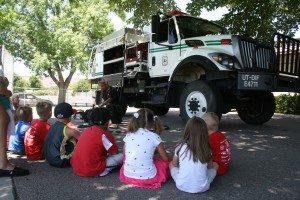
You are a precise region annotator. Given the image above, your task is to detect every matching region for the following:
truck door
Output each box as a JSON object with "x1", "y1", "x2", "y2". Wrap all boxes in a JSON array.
[{"x1": 149, "y1": 18, "x2": 180, "y2": 77}]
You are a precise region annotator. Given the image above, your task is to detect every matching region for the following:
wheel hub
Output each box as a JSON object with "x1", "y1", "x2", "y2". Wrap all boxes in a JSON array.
[
  {"x1": 188, "y1": 98, "x2": 200, "y2": 114},
  {"x1": 185, "y1": 91, "x2": 207, "y2": 118}
]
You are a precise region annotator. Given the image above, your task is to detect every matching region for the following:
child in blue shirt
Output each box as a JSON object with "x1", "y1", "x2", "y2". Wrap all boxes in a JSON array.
[{"x1": 9, "y1": 105, "x2": 33, "y2": 155}]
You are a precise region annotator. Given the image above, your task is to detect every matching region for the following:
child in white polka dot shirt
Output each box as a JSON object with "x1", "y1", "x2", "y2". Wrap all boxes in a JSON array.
[{"x1": 120, "y1": 108, "x2": 171, "y2": 189}]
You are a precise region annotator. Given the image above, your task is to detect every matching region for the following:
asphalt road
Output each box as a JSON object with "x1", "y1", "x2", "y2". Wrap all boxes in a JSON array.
[{"x1": 4, "y1": 108, "x2": 300, "y2": 200}]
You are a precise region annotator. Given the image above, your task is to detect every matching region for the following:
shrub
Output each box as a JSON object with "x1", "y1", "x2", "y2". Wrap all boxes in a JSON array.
[{"x1": 275, "y1": 94, "x2": 300, "y2": 114}]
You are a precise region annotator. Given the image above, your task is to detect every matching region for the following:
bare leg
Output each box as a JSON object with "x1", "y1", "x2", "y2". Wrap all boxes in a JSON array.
[{"x1": 0, "y1": 103, "x2": 14, "y2": 170}]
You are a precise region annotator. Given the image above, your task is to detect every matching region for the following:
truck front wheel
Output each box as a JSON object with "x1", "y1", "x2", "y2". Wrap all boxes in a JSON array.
[
  {"x1": 179, "y1": 81, "x2": 222, "y2": 123},
  {"x1": 237, "y1": 91, "x2": 275, "y2": 124}
]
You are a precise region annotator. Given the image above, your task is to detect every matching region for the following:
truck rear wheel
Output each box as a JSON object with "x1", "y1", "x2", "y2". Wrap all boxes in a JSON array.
[
  {"x1": 179, "y1": 81, "x2": 222, "y2": 123},
  {"x1": 237, "y1": 91, "x2": 275, "y2": 124}
]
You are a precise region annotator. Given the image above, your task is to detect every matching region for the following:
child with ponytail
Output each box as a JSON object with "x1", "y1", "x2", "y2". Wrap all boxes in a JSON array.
[{"x1": 120, "y1": 108, "x2": 170, "y2": 189}]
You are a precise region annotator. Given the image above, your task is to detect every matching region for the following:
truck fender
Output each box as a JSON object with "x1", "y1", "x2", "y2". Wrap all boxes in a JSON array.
[{"x1": 168, "y1": 55, "x2": 219, "y2": 82}]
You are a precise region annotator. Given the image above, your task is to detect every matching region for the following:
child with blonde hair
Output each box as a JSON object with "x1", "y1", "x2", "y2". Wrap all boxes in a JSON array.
[
  {"x1": 169, "y1": 116, "x2": 218, "y2": 193},
  {"x1": 120, "y1": 108, "x2": 170, "y2": 189},
  {"x1": 24, "y1": 101, "x2": 52, "y2": 160},
  {"x1": 202, "y1": 112, "x2": 231, "y2": 176}
]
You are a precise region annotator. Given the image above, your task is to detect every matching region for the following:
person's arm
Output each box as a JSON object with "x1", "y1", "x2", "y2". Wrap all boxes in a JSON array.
[
  {"x1": 170, "y1": 154, "x2": 179, "y2": 167},
  {"x1": 208, "y1": 159, "x2": 213, "y2": 168},
  {"x1": 99, "y1": 97, "x2": 113, "y2": 106},
  {"x1": 157, "y1": 142, "x2": 171, "y2": 161},
  {"x1": 66, "y1": 127, "x2": 80, "y2": 140},
  {"x1": 105, "y1": 132, "x2": 119, "y2": 155},
  {"x1": 100, "y1": 87, "x2": 118, "y2": 106},
  {"x1": 122, "y1": 145, "x2": 125, "y2": 155}
]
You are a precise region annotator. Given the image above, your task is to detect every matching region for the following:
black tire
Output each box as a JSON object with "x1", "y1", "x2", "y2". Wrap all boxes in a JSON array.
[
  {"x1": 179, "y1": 81, "x2": 222, "y2": 123},
  {"x1": 237, "y1": 91, "x2": 275, "y2": 124},
  {"x1": 146, "y1": 105, "x2": 170, "y2": 116}
]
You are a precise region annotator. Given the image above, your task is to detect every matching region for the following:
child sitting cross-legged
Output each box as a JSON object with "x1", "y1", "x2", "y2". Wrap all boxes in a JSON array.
[
  {"x1": 9, "y1": 105, "x2": 33, "y2": 155},
  {"x1": 202, "y1": 112, "x2": 231, "y2": 176},
  {"x1": 169, "y1": 116, "x2": 218, "y2": 193},
  {"x1": 71, "y1": 107, "x2": 123, "y2": 177},
  {"x1": 43, "y1": 102, "x2": 80, "y2": 168},
  {"x1": 24, "y1": 101, "x2": 52, "y2": 160},
  {"x1": 120, "y1": 108, "x2": 171, "y2": 189}
]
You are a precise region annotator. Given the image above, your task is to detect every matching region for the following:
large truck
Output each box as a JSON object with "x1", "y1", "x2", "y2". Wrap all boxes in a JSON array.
[{"x1": 88, "y1": 10, "x2": 300, "y2": 124}]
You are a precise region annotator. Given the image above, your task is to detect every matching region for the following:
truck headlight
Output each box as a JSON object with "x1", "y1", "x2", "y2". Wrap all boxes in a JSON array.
[{"x1": 210, "y1": 53, "x2": 240, "y2": 70}]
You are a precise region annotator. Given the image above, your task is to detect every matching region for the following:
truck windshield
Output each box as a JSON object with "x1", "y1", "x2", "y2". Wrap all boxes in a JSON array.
[{"x1": 176, "y1": 16, "x2": 224, "y2": 39}]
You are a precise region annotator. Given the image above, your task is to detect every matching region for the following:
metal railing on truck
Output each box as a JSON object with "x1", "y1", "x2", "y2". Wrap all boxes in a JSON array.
[{"x1": 273, "y1": 33, "x2": 300, "y2": 92}]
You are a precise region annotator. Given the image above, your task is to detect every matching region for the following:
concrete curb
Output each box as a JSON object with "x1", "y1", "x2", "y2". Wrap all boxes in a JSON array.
[{"x1": 0, "y1": 177, "x2": 14, "y2": 200}]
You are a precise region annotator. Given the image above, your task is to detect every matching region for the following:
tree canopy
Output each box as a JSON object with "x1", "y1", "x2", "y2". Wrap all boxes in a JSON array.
[
  {"x1": 13, "y1": 74, "x2": 28, "y2": 89},
  {"x1": 106, "y1": 0, "x2": 178, "y2": 28},
  {"x1": 28, "y1": 76, "x2": 42, "y2": 89},
  {"x1": 185, "y1": 0, "x2": 299, "y2": 41},
  {"x1": 108, "y1": 0, "x2": 299, "y2": 41},
  {"x1": 1, "y1": 0, "x2": 115, "y2": 102}
]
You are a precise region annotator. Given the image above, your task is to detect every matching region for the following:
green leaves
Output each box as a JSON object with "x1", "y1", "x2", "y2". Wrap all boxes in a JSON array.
[
  {"x1": 275, "y1": 94, "x2": 300, "y2": 115},
  {"x1": 106, "y1": 0, "x2": 178, "y2": 28},
  {"x1": 186, "y1": 0, "x2": 299, "y2": 42},
  {"x1": 1, "y1": 0, "x2": 113, "y2": 79}
]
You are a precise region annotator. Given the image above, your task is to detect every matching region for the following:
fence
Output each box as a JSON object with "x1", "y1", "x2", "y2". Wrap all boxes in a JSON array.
[{"x1": 14, "y1": 88, "x2": 96, "y2": 107}]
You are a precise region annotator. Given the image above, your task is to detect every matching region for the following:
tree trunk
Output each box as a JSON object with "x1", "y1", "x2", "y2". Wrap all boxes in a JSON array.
[
  {"x1": 58, "y1": 84, "x2": 67, "y2": 104},
  {"x1": 47, "y1": 65, "x2": 76, "y2": 104}
]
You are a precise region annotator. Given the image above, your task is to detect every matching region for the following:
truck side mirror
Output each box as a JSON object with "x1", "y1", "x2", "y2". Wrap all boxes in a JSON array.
[{"x1": 151, "y1": 15, "x2": 160, "y2": 43}]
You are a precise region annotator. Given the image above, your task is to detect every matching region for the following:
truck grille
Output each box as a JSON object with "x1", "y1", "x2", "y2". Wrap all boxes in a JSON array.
[{"x1": 232, "y1": 35, "x2": 277, "y2": 72}]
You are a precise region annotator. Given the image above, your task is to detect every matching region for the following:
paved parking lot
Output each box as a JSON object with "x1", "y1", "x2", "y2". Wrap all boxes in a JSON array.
[{"x1": 1, "y1": 108, "x2": 300, "y2": 199}]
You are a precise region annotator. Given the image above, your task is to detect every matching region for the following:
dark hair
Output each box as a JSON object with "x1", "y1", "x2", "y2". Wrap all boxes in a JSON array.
[
  {"x1": 16, "y1": 105, "x2": 33, "y2": 122},
  {"x1": 127, "y1": 108, "x2": 163, "y2": 134},
  {"x1": 176, "y1": 116, "x2": 212, "y2": 163}
]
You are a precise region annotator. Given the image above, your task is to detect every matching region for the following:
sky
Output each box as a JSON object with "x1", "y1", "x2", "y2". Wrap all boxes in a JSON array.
[{"x1": 14, "y1": 0, "x2": 299, "y2": 77}]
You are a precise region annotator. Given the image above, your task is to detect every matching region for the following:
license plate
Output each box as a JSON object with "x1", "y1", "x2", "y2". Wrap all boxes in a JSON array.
[{"x1": 238, "y1": 72, "x2": 275, "y2": 90}]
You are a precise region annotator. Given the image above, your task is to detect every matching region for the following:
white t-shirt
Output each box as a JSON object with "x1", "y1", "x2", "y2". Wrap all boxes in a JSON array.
[
  {"x1": 123, "y1": 128, "x2": 162, "y2": 179},
  {"x1": 174, "y1": 144, "x2": 210, "y2": 193}
]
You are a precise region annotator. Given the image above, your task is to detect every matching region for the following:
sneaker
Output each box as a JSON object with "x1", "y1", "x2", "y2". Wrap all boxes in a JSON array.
[{"x1": 99, "y1": 168, "x2": 111, "y2": 177}]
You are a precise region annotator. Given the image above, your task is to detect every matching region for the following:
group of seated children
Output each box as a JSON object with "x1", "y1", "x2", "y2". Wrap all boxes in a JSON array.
[
  {"x1": 5, "y1": 96, "x2": 231, "y2": 194},
  {"x1": 71, "y1": 106, "x2": 230, "y2": 193}
]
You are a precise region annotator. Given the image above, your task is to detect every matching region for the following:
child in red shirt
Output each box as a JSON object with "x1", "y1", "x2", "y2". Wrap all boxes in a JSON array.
[
  {"x1": 202, "y1": 112, "x2": 231, "y2": 176},
  {"x1": 24, "y1": 101, "x2": 52, "y2": 160},
  {"x1": 71, "y1": 107, "x2": 123, "y2": 177}
]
